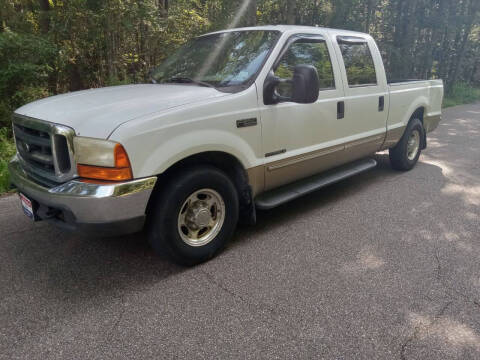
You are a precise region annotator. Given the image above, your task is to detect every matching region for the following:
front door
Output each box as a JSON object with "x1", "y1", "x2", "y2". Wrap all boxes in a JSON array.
[{"x1": 260, "y1": 34, "x2": 346, "y2": 190}]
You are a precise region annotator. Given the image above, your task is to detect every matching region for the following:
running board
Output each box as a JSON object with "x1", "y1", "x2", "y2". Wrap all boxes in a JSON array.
[{"x1": 255, "y1": 158, "x2": 377, "y2": 210}]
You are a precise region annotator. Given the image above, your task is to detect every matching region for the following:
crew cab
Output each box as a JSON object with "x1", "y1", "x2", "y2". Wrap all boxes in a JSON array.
[{"x1": 9, "y1": 26, "x2": 444, "y2": 265}]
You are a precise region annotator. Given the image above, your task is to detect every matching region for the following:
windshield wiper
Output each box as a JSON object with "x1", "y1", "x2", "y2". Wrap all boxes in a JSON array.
[{"x1": 164, "y1": 77, "x2": 215, "y2": 88}]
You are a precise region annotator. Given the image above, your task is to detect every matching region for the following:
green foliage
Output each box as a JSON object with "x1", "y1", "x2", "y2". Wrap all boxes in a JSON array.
[
  {"x1": 0, "y1": 31, "x2": 56, "y2": 96},
  {"x1": 0, "y1": 30, "x2": 56, "y2": 128},
  {"x1": 0, "y1": 128, "x2": 16, "y2": 194},
  {"x1": 0, "y1": 102, "x2": 12, "y2": 129},
  {"x1": 443, "y1": 83, "x2": 480, "y2": 108}
]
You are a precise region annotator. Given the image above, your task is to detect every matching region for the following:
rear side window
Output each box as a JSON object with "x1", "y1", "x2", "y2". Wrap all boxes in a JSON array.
[{"x1": 338, "y1": 41, "x2": 377, "y2": 87}]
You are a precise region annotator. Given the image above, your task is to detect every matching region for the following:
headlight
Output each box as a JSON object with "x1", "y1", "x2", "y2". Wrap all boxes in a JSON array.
[{"x1": 73, "y1": 137, "x2": 133, "y2": 181}]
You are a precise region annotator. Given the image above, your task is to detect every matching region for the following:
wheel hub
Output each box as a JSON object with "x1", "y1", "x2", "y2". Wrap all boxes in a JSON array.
[
  {"x1": 187, "y1": 204, "x2": 212, "y2": 228},
  {"x1": 177, "y1": 189, "x2": 226, "y2": 247}
]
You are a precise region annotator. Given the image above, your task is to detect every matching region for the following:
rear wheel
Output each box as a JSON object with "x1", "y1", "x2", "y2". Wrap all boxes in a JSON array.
[
  {"x1": 148, "y1": 165, "x2": 239, "y2": 266},
  {"x1": 389, "y1": 118, "x2": 424, "y2": 171}
]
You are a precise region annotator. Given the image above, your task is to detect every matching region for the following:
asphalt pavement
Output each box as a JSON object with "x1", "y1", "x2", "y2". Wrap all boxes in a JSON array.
[{"x1": 1, "y1": 103, "x2": 479, "y2": 359}]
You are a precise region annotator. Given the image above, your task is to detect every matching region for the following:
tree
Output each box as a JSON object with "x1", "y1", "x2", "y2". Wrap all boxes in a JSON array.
[
  {"x1": 447, "y1": 0, "x2": 480, "y2": 92},
  {"x1": 287, "y1": 0, "x2": 296, "y2": 25},
  {"x1": 38, "y1": 0, "x2": 50, "y2": 33},
  {"x1": 237, "y1": 0, "x2": 257, "y2": 27}
]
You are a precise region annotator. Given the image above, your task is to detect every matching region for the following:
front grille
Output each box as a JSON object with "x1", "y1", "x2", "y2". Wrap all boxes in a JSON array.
[
  {"x1": 12, "y1": 114, "x2": 76, "y2": 185},
  {"x1": 14, "y1": 123, "x2": 55, "y2": 173}
]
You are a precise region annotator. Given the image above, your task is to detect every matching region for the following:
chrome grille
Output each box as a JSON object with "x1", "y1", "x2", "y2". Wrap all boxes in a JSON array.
[
  {"x1": 12, "y1": 114, "x2": 77, "y2": 184},
  {"x1": 14, "y1": 123, "x2": 55, "y2": 173}
]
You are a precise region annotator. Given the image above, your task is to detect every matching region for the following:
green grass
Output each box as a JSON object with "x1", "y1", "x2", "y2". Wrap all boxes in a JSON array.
[
  {"x1": 0, "y1": 128, "x2": 16, "y2": 194},
  {"x1": 443, "y1": 83, "x2": 480, "y2": 108}
]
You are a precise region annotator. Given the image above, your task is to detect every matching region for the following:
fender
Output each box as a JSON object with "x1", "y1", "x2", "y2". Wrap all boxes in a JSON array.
[
  {"x1": 109, "y1": 85, "x2": 263, "y2": 179},
  {"x1": 401, "y1": 96, "x2": 429, "y2": 128},
  {"x1": 383, "y1": 89, "x2": 429, "y2": 150},
  {"x1": 136, "y1": 129, "x2": 259, "y2": 177}
]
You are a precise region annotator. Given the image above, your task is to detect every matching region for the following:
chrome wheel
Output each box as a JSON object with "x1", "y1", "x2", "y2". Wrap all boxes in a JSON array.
[
  {"x1": 407, "y1": 130, "x2": 420, "y2": 161},
  {"x1": 177, "y1": 189, "x2": 225, "y2": 247}
]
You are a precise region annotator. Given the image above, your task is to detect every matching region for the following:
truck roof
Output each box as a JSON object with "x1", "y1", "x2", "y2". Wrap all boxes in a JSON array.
[{"x1": 203, "y1": 25, "x2": 368, "y2": 37}]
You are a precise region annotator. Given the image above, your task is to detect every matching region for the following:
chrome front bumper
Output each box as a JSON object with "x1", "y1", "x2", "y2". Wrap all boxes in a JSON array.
[{"x1": 9, "y1": 157, "x2": 157, "y2": 236}]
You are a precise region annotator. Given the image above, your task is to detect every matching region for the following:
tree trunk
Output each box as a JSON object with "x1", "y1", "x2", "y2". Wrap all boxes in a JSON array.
[
  {"x1": 471, "y1": 59, "x2": 480, "y2": 85},
  {"x1": 447, "y1": 0, "x2": 478, "y2": 93},
  {"x1": 38, "y1": 0, "x2": 50, "y2": 33},
  {"x1": 246, "y1": 0, "x2": 257, "y2": 27},
  {"x1": 286, "y1": 0, "x2": 296, "y2": 25},
  {"x1": 38, "y1": 0, "x2": 58, "y2": 93},
  {"x1": 391, "y1": 0, "x2": 408, "y2": 79},
  {"x1": 233, "y1": 0, "x2": 256, "y2": 27},
  {"x1": 68, "y1": 62, "x2": 83, "y2": 91},
  {"x1": 437, "y1": 0, "x2": 458, "y2": 83},
  {"x1": 0, "y1": 4, "x2": 4, "y2": 32},
  {"x1": 365, "y1": 0, "x2": 374, "y2": 33},
  {"x1": 424, "y1": 0, "x2": 447, "y2": 79},
  {"x1": 330, "y1": 0, "x2": 349, "y2": 28},
  {"x1": 159, "y1": 0, "x2": 168, "y2": 17}
]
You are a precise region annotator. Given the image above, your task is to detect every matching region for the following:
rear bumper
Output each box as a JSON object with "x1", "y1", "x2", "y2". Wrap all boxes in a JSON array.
[
  {"x1": 9, "y1": 157, "x2": 157, "y2": 236},
  {"x1": 424, "y1": 114, "x2": 442, "y2": 133}
]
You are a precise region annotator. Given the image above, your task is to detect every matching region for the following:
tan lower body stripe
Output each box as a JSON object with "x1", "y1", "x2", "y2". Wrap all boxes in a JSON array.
[{"x1": 267, "y1": 145, "x2": 344, "y2": 171}]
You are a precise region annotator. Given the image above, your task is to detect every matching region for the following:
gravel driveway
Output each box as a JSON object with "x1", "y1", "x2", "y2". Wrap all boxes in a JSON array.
[{"x1": 1, "y1": 103, "x2": 479, "y2": 359}]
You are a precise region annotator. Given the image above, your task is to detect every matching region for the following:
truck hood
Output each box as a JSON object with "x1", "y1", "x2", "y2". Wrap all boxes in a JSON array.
[{"x1": 14, "y1": 84, "x2": 228, "y2": 138}]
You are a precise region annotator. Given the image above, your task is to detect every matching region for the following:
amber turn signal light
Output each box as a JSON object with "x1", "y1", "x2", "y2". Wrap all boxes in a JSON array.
[{"x1": 77, "y1": 144, "x2": 133, "y2": 181}]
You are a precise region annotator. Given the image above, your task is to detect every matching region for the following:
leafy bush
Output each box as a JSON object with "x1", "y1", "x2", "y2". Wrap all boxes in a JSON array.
[
  {"x1": 444, "y1": 83, "x2": 480, "y2": 108},
  {"x1": 0, "y1": 128, "x2": 16, "y2": 194},
  {"x1": 0, "y1": 30, "x2": 56, "y2": 127},
  {"x1": 0, "y1": 31, "x2": 56, "y2": 193}
]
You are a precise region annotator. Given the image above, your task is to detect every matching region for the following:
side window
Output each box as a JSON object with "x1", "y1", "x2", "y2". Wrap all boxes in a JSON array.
[
  {"x1": 338, "y1": 41, "x2": 377, "y2": 87},
  {"x1": 274, "y1": 40, "x2": 335, "y2": 97}
]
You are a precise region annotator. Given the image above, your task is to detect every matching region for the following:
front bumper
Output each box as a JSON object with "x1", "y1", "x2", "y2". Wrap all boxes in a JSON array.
[{"x1": 9, "y1": 157, "x2": 157, "y2": 236}]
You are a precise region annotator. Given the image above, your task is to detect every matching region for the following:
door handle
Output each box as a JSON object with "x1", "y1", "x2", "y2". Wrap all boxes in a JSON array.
[
  {"x1": 337, "y1": 101, "x2": 345, "y2": 119},
  {"x1": 379, "y1": 96, "x2": 385, "y2": 112}
]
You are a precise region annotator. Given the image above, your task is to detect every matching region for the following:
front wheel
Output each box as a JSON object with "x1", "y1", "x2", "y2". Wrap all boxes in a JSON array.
[
  {"x1": 389, "y1": 118, "x2": 425, "y2": 171},
  {"x1": 147, "y1": 165, "x2": 239, "y2": 266}
]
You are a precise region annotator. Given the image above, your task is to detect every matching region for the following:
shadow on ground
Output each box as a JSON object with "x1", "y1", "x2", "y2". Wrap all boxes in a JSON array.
[{"x1": 12, "y1": 153, "x2": 445, "y2": 304}]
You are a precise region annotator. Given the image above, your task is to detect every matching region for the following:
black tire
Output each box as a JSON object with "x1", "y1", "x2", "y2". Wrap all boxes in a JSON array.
[
  {"x1": 389, "y1": 118, "x2": 425, "y2": 171},
  {"x1": 147, "y1": 165, "x2": 239, "y2": 266}
]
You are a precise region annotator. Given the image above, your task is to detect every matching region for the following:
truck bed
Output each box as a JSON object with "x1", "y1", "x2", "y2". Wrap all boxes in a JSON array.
[{"x1": 386, "y1": 79, "x2": 444, "y2": 135}]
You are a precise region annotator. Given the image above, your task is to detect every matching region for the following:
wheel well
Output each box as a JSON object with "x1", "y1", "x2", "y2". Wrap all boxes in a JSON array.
[
  {"x1": 411, "y1": 107, "x2": 427, "y2": 149},
  {"x1": 149, "y1": 151, "x2": 256, "y2": 225},
  {"x1": 412, "y1": 107, "x2": 425, "y2": 122}
]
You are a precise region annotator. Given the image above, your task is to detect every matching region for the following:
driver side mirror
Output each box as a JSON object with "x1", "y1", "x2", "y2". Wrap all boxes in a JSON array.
[{"x1": 264, "y1": 65, "x2": 320, "y2": 105}]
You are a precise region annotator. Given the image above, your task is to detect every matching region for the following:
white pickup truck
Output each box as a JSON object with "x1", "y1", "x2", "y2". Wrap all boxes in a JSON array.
[{"x1": 9, "y1": 25, "x2": 443, "y2": 265}]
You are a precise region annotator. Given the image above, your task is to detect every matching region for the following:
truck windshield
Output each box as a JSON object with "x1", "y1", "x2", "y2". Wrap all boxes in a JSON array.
[{"x1": 150, "y1": 30, "x2": 280, "y2": 90}]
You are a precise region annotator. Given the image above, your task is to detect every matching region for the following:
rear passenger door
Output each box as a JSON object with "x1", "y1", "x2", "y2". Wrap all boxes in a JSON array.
[{"x1": 332, "y1": 35, "x2": 388, "y2": 156}]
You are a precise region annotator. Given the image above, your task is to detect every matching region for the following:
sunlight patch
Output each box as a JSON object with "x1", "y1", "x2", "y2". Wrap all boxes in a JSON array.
[
  {"x1": 465, "y1": 212, "x2": 479, "y2": 220},
  {"x1": 409, "y1": 313, "x2": 480, "y2": 350},
  {"x1": 421, "y1": 155, "x2": 453, "y2": 177},
  {"x1": 441, "y1": 184, "x2": 480, "y2": 206},
  {"x1": 342, "y1": 248, "x2": 385, "y2": 273}
]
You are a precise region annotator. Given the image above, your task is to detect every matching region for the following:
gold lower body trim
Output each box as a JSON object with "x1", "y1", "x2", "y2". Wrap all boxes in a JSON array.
[
  {"x1": 255, "y1": 134, "x2": 384, "y2": 192},
  {"x1": 381, "y1": 126, "x2": 406, "y2": 150},
  {"x1": 424, "y1": 114, "x2": 442, "y2": 133}
]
